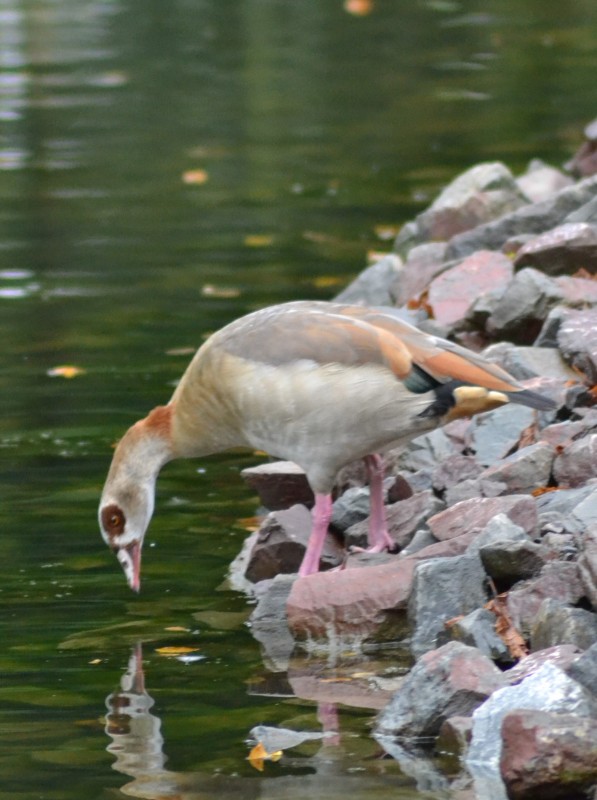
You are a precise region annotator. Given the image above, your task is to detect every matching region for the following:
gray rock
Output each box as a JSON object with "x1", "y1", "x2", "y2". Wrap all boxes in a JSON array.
[
  {"x1": 573, "y1": 488, "x2": 597, "y2": 531},
  {"x1": 437, "y1": 715, "x2": 474, "y2": 755},
  {"x1": 530, "y1": 598, "x2": 597, "y2": 652},
  {"x1": 533, "y1": 305, "x2": 567, "y2": 347},
  {"x1": 248, "y1": 574, "x2": 297, "y2": 671},
  {"x1": 535, "y1": 481, "x2": 597, "y2": 519},
  {"x1": 465, "y1": 404, "x2": 537, "y2": 466},
  {"x1": 445, "y1": 174, "x2": 597, "y2": 261},
  {"x1": 565, "y1": 193, "x2": 597, "y2": 224},
  {"x1": 505, "y1": 645, "x2": 583, "y2": 685},
  {"x1": 579, "y1": 526, "x2": 597, "y2": 610},
  {"x1": 448, "y1": 607, "x2": 511, "y2": 662},
  {"x1": 478, "y1": 442, "x2": 555, "y2": 495},
  {"x1": 431, "y1": 454, "x2": 480, "y2": 493},
  {"x1": 515, "y1": 158, "x2": 573, "y2": 203},
  {"x1": 466, "y1": 662, "x2": 597, "y2": 772},
  {"x1": 399, "y1": 528, "x2": 439, "y2": 556},
  {"x1": 333, "y1": 253, "x2": 403, "y2": 305},
  {"x1": 376, "y1": 641, "x2": 506, "y2": 739},
  {"x1": 396, "y1": 426, "x2": 457, "y2": 472},
  {"x1": 553, "y1": 434, "x2": 597, "y2": 489},
  {"x1": 500, "y1": 709, "x2": 597, "y2": 800},
  {"x1": 567, "y1": 642, "x2": 597, "y2": 697},
  {"x1": 507, "y1": 562, "x2": 587, "y2": 636},
  {"x1": 478, "y1": 538, "x2": 546, "y2": 583},
  {"x1": 345, "y1": 490, "x2": 443, "y2": 551},
  {"x1": 445, "y1": 477, "x2": 508, "y2": 506},
  {"x1": 557, "y1": 307, "x2": 597, "y2": 385},
  {"x1": 331, "y1": 486, "x2": 371, "y2": 532},
  {"x1": 513, "y1": 221, "x2": 597, "y2": 275},
  {"x1": 482, "y1": 342, "x2": 579, "y2": 382},
  {"x1": 390, "y1": 242, "x2": 449, "y2": 306},
  {"x1": 408, "y1": 552, "x2": 489, "y2": 658},
  {"x1": 486, "y1": 268, "x2": 564, "y2": 342}
]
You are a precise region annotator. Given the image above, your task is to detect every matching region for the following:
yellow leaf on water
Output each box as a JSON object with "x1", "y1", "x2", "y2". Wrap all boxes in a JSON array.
[
  {"x1": 244, "y1": 234, "x2": 274, "y2": 248},
  {"x1": 182, "y1": 168, "x2": 209, "y2": 185},
  {"x1": 155, "y1": 646, "x2": 200, "y2": 656},
  {"x1": 165, "y1": 347, "x2": 195, "y2": 357},
  {"x1": 47, "y1": 365, "x2": 85, "y2": 379},
  {"x1": 248, "y1": 742, "x2": 283, "y2": 772},
  {"x1": 374, "y1": 224, "x2": 399, "y2": 240},
  {"x1": 88, "y1": 658, "x2": 102, "y2": 665},
  {"x1": 201, "y1": 284, "x2": 241, "y2": 299},
  {"x1": 311, "y1": 275, "x2": 344, "y2": 288},
  {"x1": 164, "y1": 626, "x2": 189, "y2": 633}
]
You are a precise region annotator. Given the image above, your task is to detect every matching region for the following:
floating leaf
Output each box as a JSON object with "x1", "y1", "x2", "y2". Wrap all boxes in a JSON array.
[
  {"x1": 344, "y1": 0, "x2": 374, "y2": 15},
  {"x1": 244, "y1": 234, "x2": 274, "y2": 248},
  {"x1": 248, "y1": 741, "x2": 283, "y2": 772},
  {"x1": 155, "y1": 646, "x2": 200, "y2": 656},
  {"x1": 182, "y1": 168, "x2": 209, "y2": 185},
  {"x1": 47, "y1": 365, "x2": 86, "y2": 379},
  {"x1": 374, "y1": 224, "x2": 399, "y2": 240},
  {"x1": 165, "y1": 347, "x2": 195, "y2": 357},
  {"x1": 88, "y1": 658, "x2": 102, "y2": 665},
  {"x1": 164, "y1": 626, "x2": 189, "y2": 633},
  {"x1": 201, "y1": 284, "x2": 241, "y2": 299},
  {"x1": 311, "y1": 275, "x2": 344, "y2": 288}
]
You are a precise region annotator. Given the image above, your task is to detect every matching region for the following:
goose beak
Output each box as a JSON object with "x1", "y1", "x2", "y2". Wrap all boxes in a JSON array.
[{"x1": 117, "y1": 542, "x2": 142, "y2": 593}]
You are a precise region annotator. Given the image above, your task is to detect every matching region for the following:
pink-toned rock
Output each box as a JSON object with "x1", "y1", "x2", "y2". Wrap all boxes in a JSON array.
[
  {"x1": 478, "y1": 442, "x2": 555, "y2": 495},
  {"x1": 427, "y1": 495, "x2": 538, "y2": 541},
  {"x1": 555, "y1": 273, "x2": 597, "y2": 304},
  {"x1": 557, "y1": 308, "x2": 597, "y2": 385},
  {"x1": 579, "y1": 527, "x2": 597, "y2": 611},
  {"x1": 500, "y1": 709, "x2": 597, "y2": 799},
  {"x1": 345, "y1": 490, "x2": 443, "y2": 550},
  {"x1": 240, "y1": 460, "x2": 314, "y2": 510},
  {"x1": 375, "y1": 641, "x2": 507, "y2": 738},
  {"x1": 505, "y1": 645, "x2": 583, "y2": 685},
  {"x1": 516, "y1": 160, "x2": 573, "y2": 203},
  {"x1": 428, "y1": 250, "x2": 513, "y2": 327},
  {"x1": 391, "y1": 242, "x2": 448, "y2": 306},
  {"x1": 286, "y1": 558, "x2": 417, "y2": 640},
  {"x1": 506, "y1": 562, "x2": 586, "y2": 636}
]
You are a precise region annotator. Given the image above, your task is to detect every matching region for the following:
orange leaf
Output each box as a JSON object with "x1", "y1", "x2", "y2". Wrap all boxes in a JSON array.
[
  {"x1": 486, "y1": 595, "x2": 528, "y2": 661},
  {"x1": 155, "y1": 646, "x2": 200, "y2": 656},
  {"x1": 182, "y1": 168, "x2": 209, "y2": 185},
  {"x1": 311, "y1": 275, "x2": 344, "y2": 288},
  {"x1": 248, "y1": 742, "x2": 282, "y2": 772},
  {"x1": 344, "y1": 0, "x2": 374, "y2": 16},
  {"x1": 47, "y1": 365, "x2": 85, "y2": 379}
]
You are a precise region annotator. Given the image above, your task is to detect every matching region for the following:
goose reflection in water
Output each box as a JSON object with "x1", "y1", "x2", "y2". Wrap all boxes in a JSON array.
[{"x1": 103, "y1": 644, "x2": 430, "y2": 799}]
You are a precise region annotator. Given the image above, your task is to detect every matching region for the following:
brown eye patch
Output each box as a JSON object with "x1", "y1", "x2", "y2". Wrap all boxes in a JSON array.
[{"x1": 101, "y1": 504, "x2": 126, "y2": 540}]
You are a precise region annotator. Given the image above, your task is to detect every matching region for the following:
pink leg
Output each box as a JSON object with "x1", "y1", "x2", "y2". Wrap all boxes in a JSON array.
[
  {"x1": 298, "y1": 493, "x2": 333, "y2": 577},
  {"x1": 364, "y1": 454, "x2": 394, "y2": 552}
]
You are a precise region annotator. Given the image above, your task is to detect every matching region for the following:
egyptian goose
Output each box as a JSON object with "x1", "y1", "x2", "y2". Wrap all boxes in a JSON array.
[{"x1": 99, "y1": 300, "x2": 553, "y2": 591}]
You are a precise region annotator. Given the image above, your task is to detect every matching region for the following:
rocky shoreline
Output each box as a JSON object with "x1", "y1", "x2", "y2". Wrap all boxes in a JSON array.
[{"x1": 232, "y1": 123, "x2": 597, "y2": 799}]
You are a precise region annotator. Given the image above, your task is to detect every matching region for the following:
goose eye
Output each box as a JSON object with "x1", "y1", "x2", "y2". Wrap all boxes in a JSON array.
[{"x1": 101, "y1": 504, "x2": 126, "y2": 537}]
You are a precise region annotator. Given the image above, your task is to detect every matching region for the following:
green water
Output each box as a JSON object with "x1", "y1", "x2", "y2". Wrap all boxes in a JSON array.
[{"x1": 2, "y1": 1, "x2": 597, "y2": 797}]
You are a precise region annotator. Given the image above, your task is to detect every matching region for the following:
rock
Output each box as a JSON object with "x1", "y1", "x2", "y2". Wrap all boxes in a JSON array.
[
  {"x1": 248, "y1": 574, "x2": 297, "y2": 671},
  {"x1": 554, "y1": 273, "x2": 597, "y2": 305},
  {"x1": 437, "y1": 715, "x2": 474, "y2": 755},
  {"x1": 427, "y1": 250, "x2": 513, "y2": 328},
  {"x1": 432, "y1": 454, "x2": 480, "y2": 493},
  {"x1": 486, "y1": 268, "x2": 564, "y2": 342},
  {"x1": 464, "y1": 405, "x2": 537, "y2": 466},
  {"x1": 445, "y1": 175, "x2": 597, "y2": 261},
  {"x1": 334, "y1": 253, "x2": 403, "y2": 305},
  {"x1": 535, "y1": 482, "x2": 597, "y2": 521},
  {"x1": 390, "y1": 242, "x2": 449, "y2": 306},
  {"x1": 507, "y1": 562, "x2": 587, "y2": 636},
  {"x1": 567, "y1": 642, "x2": 597, "y2": 697},
  {"x1": 579, "y1": 526, "x2": 597, "y2": 610},
  {"x1": 573, "y1": 488, "x2": 597, "y2": 532},
  {"x1": 505, "y1": 645, "x2": 583, "y2": 685},
  {"x1": 286, "y1": 558, "x2": 417, "y2": 641},
  {"x1": 404, "y1": 162, "x2": 527, "y2": 246},
  {"x1": 244, "y1": 505, "x2": 343, "y2": 582},
  {"x1": 396, "y1": 426, "x2": 457, "y2": 472},
  {"x1": 408, "y1": 552, "x2": 488, "y2": 658},
  {"x1": 566, "y1": 193, "x2": 597, "y2": 224},
  {"x1": 344, "y1": 490, "x2": 444, "y2": 550},
  {"x1": 399, "y1": 528, "x2": 439, "y2": 556},
  {"x1": 240, "y1": 460, "x2": 314, "y2": 510},
  {"x1": 530, "y1": 598, "x2": 597, "y2": 652},
  {"x1": 375, "y1": 641, "x2": 506, "y2": 739},
  {"x1": 481, "y1": 342, "x2": 578, "y2": 382},
  {"x1": 427, "y1": 495, "x2": 538, "y2": 541},
  {"x1": 445, "y1": 478, "x2": 508, "y2": 506},
  {"x1": 466, "y1": 662, "x2": 597, "y2": 772},
  {"x1": 516, "y1": 159, "x2": 573, "y2": 203},
  {"x1": 472, "y1": 513, "x2": 547, "y2": 582},
  {"x1": 513, "y1": 221, "x2": 597, "y2": 275},
  {"x1": 500, "y1": 709, "x2": 597, "y2": 800},
  {"x1": 557, "y1": 308, "x2": 597, "y2": 385},
  {"x1": 330, "y1": 486, "x2": 371, "y2": 532},
  {"x1": 553, "y1": 434, "x2": 597, "y2": 489},
  {"x1": 447, "y1": 607, "x2": 511, "y2": 663},
  {"x1": 478, "y1": 442, "x2": 555, "y2": 495},
  {"x1": 566, "y1": 118, "x2": 597, "y2": 177}
]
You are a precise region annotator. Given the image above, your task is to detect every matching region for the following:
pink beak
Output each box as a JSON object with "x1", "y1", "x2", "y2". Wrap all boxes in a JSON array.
[{"x1": 117, "y1": 542, "x2": 142, "y2": 593}]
